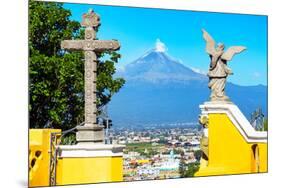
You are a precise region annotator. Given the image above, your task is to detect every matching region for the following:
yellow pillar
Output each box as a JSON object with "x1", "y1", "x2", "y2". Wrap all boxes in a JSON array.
[
  {"x1": 29, "y1": 129, "x2": 125, "y2": 186},
  {"x1": 195, "y1": 102, "x2": 267, "y2": 176},
  {"x1": 29, "y1": 129, "x2": 61, "y2": 187}
]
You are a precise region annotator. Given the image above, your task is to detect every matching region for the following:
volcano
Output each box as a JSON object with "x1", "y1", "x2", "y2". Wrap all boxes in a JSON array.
[
  {"x1": 117, "y1": 49, "x2": 206, "y2": 83},
  {"x1": 108, "y1": 40, "x2": 267, "y2": 128}
]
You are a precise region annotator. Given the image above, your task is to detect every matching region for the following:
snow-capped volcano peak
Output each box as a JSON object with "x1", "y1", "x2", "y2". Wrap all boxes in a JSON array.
[
  {"x1": 116, "y1": 42, "x2": 207, "y2": 83},
  {"x1": 155, "y1": 39, "x2": 167, "y2": 52}
]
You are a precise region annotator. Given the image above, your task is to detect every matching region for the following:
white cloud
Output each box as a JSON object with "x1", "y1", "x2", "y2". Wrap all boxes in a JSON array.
[{"x1": 155, "y1": 39, "x2": 167, "y2": 52}]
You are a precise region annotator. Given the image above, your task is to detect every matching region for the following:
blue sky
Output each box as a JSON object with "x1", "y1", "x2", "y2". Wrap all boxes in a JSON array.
[{"x1": 64, "y1": 3, "x2": 267, "y2": 86}]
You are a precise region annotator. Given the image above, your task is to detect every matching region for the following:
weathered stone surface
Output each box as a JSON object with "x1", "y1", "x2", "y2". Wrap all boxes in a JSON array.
[
  {"x1": 202, "y1": 29, "x2": 246, "y2": 102},
  {"x1": 76, "y1": 126, "x2": 104, "y2": 144},
  {"x1": 84, "y1": 51, "x2": 96, "y2": 125},
  {"x1": 81, "y1": 9, "x2": 100, "y2": 28},
  {"x1": 61, "y1": 40, "x2": 120, "y2": 52},
  {"x1": 60, "y1": 9, "x2": 121, "y2": 144}
]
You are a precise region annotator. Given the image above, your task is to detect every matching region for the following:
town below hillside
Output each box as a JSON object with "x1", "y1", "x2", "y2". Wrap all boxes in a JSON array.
[{"x1": 108, "y1": 126, "x2": 202, "y2": 180}]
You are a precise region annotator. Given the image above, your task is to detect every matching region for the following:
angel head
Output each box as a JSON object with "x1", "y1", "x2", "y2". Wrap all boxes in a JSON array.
[{"x1": 216, "y1": 43, "x2": 225, "y2": 52}]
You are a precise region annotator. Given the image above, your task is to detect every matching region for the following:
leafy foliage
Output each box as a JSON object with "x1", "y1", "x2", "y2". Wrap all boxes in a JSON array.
[
  {"x1": 60, "y1": 133, "x2": 77, "y2": 145},
  {"x1": 179, "y1": 151, "x2": 186, "y2": 178},
  {"x1": 179, "y1": 150, "x2": 200, "y2": 178},
  {"x1": 194, "y1": 150, "x2": 202, "y2": 161},
  {"x1": 29, "y1": 1, "x2": 125, "y2": 130},
  {"x1": 185, "y1": 162, "x2": 200, "y2": 177}
]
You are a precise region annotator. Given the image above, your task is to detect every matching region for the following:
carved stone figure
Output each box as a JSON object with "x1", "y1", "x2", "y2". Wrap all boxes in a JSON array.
[
  {"x1": 61, "y1": 9, "x2": 120, "y2": 144},
  {"x1": 202, "y1": 29, "x2": 246, "y2": 102}
]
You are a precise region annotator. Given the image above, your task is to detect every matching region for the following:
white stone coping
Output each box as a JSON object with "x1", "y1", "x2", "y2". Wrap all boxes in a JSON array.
[
  {"x1": 56, "y1": 144, "x2": 125, "y2": 158},
  {"x1": 200, "y1": 102, "x2": 267, "y2": 143}
]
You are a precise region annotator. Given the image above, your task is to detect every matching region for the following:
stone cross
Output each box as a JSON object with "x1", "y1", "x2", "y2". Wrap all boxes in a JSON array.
[{"x1": 61, "y1": 9, "x2": 120, "y2": 144}]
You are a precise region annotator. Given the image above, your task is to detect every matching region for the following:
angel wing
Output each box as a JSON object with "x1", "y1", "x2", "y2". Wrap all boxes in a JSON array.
[
  {"x1": 221, "y1": 46, "x2": 246, "y2": 61},
  {"x1": 202, "y1": 29, "x2": 216, "y2": 55}
]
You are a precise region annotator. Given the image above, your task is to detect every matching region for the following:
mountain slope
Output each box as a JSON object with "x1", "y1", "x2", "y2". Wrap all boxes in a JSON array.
[{"x1": 116, "y1": 49, "x2": 207, "y2": 83}]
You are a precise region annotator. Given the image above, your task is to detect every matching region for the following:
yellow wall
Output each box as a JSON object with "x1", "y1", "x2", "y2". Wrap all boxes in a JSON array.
[
  {"x1": 29, "y1": 129, "x2": 124, "y2": 187},
  {"x1": 56, "y1": 156, "x2": 123, "y2": 185},
  {"x1": 29, "y1": 129, "x2": 61, "y2": 187},
  {"x1": 196, "y1": 114, "x2": 267, "y2": 176}
]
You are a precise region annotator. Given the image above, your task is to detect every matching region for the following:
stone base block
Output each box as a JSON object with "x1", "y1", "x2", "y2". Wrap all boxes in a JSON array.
[{"x1": 76, "y1": 125, "x2": 104, "y2": 144}]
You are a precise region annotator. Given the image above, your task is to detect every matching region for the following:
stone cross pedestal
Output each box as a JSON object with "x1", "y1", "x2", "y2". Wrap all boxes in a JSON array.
[{"x1": 61, "y1": 9, "x2": 120, "y2": 144}]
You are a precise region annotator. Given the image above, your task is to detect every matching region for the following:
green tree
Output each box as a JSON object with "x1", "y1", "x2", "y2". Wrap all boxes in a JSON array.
[
  {"x1": 29, "y1": 1, "x2": 125, "y2": 130},
  {"x1": 179, "y1": 151, "x2": 187, "y2": 178},
  {"x1": 179, "y1": 150, "x2": 200, "y2": 178},
  {"x1": 185, "y1": 162, "x2": 200, "y2": 177},
  {"x1": 194, "y1": 150, "x2": 202, "y2": 161}
]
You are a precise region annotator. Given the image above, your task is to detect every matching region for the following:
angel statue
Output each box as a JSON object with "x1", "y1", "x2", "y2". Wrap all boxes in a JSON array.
[{"x1": 202, "y1": 29, "x2": 246, "y2": 102}]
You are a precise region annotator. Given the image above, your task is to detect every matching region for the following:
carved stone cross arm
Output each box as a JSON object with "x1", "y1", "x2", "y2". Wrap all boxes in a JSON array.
[
  {"x1": 59, "y1": 9, "x2": 121, "y2": 144},
  {"x1": 61, "y1": 40, "x2": 120, "y2": 52}
]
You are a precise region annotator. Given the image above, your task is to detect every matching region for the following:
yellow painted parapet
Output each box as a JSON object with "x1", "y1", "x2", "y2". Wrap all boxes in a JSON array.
[
  {"x1": 55, "y1": 144, "x2": 125, "y2": 185},
  {"x1": 195, "y1": 102, "x2": 268, "y2": 177},
  {"x1": 29, "y1": 129, "x2": 61, "y2": 187},
  {"x1": 29, "y1": 129, "x2": 125, "y2": 187},
  {"x1": 56, "y1": 156, "x2": 123, "y2": 185}
]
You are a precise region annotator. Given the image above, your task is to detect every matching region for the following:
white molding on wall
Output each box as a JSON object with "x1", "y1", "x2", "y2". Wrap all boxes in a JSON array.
[
  {"x1": 57, "y1": 144, "x2": 125, "y2": 158},
  {"x1": 200, "y1": 102, "x2": 267, "y2": 143}
]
